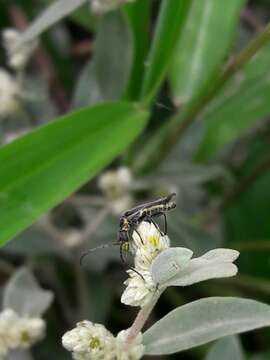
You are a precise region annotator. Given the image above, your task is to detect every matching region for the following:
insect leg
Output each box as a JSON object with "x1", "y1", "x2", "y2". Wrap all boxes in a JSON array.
[
  {"x1": 147, "y1": 212, "x2": 167, "y2": 235},
  {"x1": 133, "y1": 228, "x2": 144, "y2": 245},
  {"x1": 129, "y1": 267, "x2": 145, "y2": 281}
]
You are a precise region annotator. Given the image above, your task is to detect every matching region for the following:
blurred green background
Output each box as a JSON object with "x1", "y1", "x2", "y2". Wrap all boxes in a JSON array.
[{"x1": 1, "y1": 0, "x2": 270, "y2": 359}]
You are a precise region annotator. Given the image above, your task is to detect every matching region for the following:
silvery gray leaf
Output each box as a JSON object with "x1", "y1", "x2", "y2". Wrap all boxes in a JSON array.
[
  {"x1": 205, "y1": 336, "x2": 244, "y2": 360},
  {"x1": 3, "y1": 268, "x2": 53, "y2": 317},
  {"x1": 143, "y1": 297, "x2": 270, "y2": 355},
  {"x1": 95, "y1": 11, "x2": 133, "y2": 100},
  {"x1": 72, "y1": 60, "x2": 104, "y2": 108},
  {"x1": 163, "y1": 249, "x2": 239, "y2": 287},
  {"x1": 17, "y1": 0, "x2": 87, "y2": 45},
  {"x1": 150, "y1": 247, "x2": 193, "y2": 285}
]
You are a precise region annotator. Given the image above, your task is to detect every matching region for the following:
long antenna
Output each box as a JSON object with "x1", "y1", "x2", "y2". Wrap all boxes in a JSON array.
[{"x1": 80, "y1": 242, "x2": 119, "y2": 266}]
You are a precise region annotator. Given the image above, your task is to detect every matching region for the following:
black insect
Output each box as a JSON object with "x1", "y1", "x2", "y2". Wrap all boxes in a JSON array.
[
  {"x1": 118, "y1": 193, "x2": 176, "y2": 262},
  {"x1": 80, "y1": 193, "x2": 176, "y2": 266}
]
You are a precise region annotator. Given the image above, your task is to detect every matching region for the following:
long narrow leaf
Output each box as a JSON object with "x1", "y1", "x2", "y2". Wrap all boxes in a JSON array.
[
  {"x1": 0, "y1": 102, "x2": 148, "y2": 246},
  {"x1": 195, "y1": 41, "x2": 270, "y2": 160},
  {"x1": 140, "y1": 0, "x2": 190, "y2": 103},
  {"x1": 170, "y1": 0, "x2": 245, "y2": 106},
  {"x1": 123, "y1": 0, "x2": 150, "y2": 99}
]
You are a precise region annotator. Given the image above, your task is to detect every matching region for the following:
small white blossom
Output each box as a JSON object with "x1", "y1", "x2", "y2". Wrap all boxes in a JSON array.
[
  {"x1": 0, "y1": 69, "x2": 20, "y2": 115},
  {"x1": 2, "y1": 28, "x2": 38, "y2": 70},
  {"x1": 132, "y1": 221, "x2": 170, "y2": 269},
  {"x1": 116, "y1": 330, "x2": 144, "y2": 360},
  {"x1": 122, "y1": 221, "x2": 170, "y2": 307},
  {"x1": 91, "y1": 0, "x2": 135, "y2": 14},
  {"x1": 62, "y1": 321, "x2": 115, "y2": 360},
  {"x1": 121, "y1": 270, "x2": 156, "y2": 307},
  {"x1": 99, "y1": 167, "x2": 133, "y2": 215},
  {"x1": 0, "y1": 309, "x2": 45, "y2": 354}
]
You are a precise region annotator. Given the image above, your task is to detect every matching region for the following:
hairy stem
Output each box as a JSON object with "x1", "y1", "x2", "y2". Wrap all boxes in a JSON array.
[{"x1": 125, "y1": 290, "x2": 162, "y2": 345}]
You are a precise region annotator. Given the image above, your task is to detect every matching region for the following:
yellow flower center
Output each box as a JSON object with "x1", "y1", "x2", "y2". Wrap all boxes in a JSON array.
[
  {"x1": 89, "y1": 336, "x2": 100, "y2": 349},
  {"x1": 21, "y1": 331, "x2": 30, "y2": 344},
  {"x1": 147, "y1": 234, "x2": 159, "y2": 247}
]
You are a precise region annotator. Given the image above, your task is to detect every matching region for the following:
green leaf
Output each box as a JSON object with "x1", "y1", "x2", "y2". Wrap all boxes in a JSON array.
[
  {"x1": 143, "y1": 297, "x2": 270, "y2": 355},
  {"x1": 123, "y1": 0, "x2": 150, "y2": 99},
  {"x1": 0, "y1": 102, "x2": 148, "y2": 246},
  {"x1": 140, "y1": 0, "x2": 190, "y2": 103},
  {"x1": 205, "y1": 336, "x2": 244, "y2": 360},
  {"x1": 195, "y1": 41, "x2": 270, "y2": 161},
  {"x1": 73, "y1": 11, "x2": 133, "y2": 107},
  {"x1": 95, "y1": 11, "x2": 134, "y2": 100},
  {"x1": 170, "y1": 0, "x2": 245, "y2": 106},
  {"x1": 18, "y1": 0, "x2": 87, "y2": 44}
]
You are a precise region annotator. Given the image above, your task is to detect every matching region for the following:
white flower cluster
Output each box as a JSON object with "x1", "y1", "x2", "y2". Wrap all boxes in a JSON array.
[
  {"x1": 2, "y1": 28, "x2": 38, "y2": 70},
  {"x1": 98, "y1": 167, "x2": 133, "y2": 215},
  {"x1": 0, "y1": 28, "x2": 37, "y2": 117},
  {"x1": 0, "y1": 308, "x2": 45, "y2": 358},
  {"x1": 62, "y1": 321, "x2": 144, "y2": 360},
  {"x1": 121, "y1": 221, "x2": 170, "y2": 307},
  {"x1": 90, "y1": 0, "x2": 135, "y2": 14}
]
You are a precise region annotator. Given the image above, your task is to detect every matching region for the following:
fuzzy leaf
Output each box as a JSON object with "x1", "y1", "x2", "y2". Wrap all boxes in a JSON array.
[
  {"x1": 205, "y1": 336, "x2": 244, "y2": 360},
  {"x1": 95, "y1": 11, "x2": 133, "y2": 100},
  {"x1": 3, "y1": 268, "x2": 53, "y2": 317},
  {"x1": 163, "y1": 249, "x2": 239, "y2": 287},
  {"x1": 143, "y1": 297, "x2": 270, "y2": 355},
  {"x1": 151, "y1": 247, "x2": 193, "y2": 285}
]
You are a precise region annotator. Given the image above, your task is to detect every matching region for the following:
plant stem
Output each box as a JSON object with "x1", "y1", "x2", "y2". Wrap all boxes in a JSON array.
[
  {"x1": 135, "y1": 22, "x2": 270, "y2": 173},
  {"x1": 125, "y1": 290, "x2": 162, "y2": 345}
]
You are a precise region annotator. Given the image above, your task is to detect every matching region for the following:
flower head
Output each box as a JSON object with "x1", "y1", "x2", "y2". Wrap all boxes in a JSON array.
[
  {"x1": 121, "y1": 270, "x2": 156, "y2": 307},
  {"x1": 62, "y1": 322, "x2": 145, "y2": 360},
  {"x1": 62, "y1": 321, "x2": 115, "y2": 360},
  {"x1": 122, "y1": 221, "x2": 170, "y2": 308},
  {"x1": 0, "y1": 308, "x2": 45, "y2": 353},
  {"x1": 2, "y1": 28, "x2": 38, "y2": 70},
  {"x1": 98, "y1": 167, "x2": 133, "y2": 215},
  {"x1": 132, "y1": 221, "x2": 170, "y2": 270}
]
